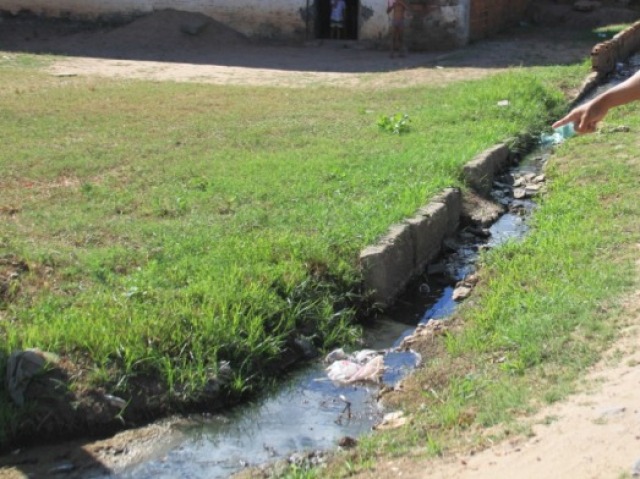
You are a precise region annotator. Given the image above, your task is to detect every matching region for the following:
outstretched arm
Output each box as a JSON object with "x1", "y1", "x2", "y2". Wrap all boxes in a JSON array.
[{"x1": 553, "y1": 70, "x2": 640, "y2": 134}]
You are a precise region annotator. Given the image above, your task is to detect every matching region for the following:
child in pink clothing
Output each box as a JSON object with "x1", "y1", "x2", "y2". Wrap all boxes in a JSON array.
[{"x1": 387, "y1": 0, "x2": 409, "y2": 57}]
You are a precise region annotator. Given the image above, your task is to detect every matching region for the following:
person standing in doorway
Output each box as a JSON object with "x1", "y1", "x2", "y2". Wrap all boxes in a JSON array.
[
  {"x1": 330, "y1": 0, "x2": 347, "y2": 39},
  {"x1": 387, "y1": 0, "x2": 409, "y2": 57}
]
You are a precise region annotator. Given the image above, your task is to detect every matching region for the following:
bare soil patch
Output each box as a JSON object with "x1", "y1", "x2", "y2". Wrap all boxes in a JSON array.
[{"x1": 0, "y1": 7, "x2": 614, "y2": 89}]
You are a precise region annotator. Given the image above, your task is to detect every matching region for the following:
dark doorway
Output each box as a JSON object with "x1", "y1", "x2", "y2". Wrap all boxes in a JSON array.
[{"x1": 315, "y1": 0, "x2": 359, "y2": 40}]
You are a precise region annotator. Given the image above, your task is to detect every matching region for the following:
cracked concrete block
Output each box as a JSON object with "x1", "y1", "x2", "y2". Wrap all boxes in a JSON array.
[
  {"x1": 360, "y1": 223, "x2": 415, "y2": 306},
  {"x1": 407, "y1": 202, "x2": 448, "y2": 272},
  {"x1": 433, "y1": 187, "x2": 462, "y2": 235},
  {"x1": 463, "y1": 144, "x2": 510, "y2": 195}
]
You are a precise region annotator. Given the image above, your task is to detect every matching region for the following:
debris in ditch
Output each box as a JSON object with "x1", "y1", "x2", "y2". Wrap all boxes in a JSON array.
[
  {"x1": 104, "y1": 394, "x2": 127, "y2": 409},
  {"x1": 6, "y1": 349, "x2": 61, "y2": 406},
  {"x1": 338, "y1": 436, "x2": 358, "y2": 448},
  {"x1": 325, "y1": 352, "x2": 385, "y2": 384},
  {"x1": 452, "y1": 285, "x2": 472, "y2": 301},
  {"x1": 48, "y1": 461, "x2": 76, "y2": 474},
  {"x1": 400, "y1": 320, "x2": 448, "y2": 348},
  {"x1": 374, "y1": 411, "x2": 408, "y2": 430}
]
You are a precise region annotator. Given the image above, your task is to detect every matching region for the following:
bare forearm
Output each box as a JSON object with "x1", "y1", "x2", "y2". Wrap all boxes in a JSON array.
[
  {"x1": 553, "y1": 70, "x2": 640, "y2": 133},
  {"x1": 593, "y1": 70, "x2": 640, "y2": 111}
]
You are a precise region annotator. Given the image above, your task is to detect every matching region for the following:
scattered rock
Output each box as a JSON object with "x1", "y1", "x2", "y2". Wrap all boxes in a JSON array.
[
  {"x1": 513, "y1": 188, "x2": 526, "y2": 199},
  {"x1": 452, "y1": 285, "x2": 472, "y2": 301},
  {"x1": 374, "y1": 411, "x2": 409, "y2": 430},
  {"x1": 612, "y1": 125, "x2": 631, "y2": 133},
  {"x1": 48, "y1": 462, "x2": 75, "y2": 474},
  {"x1": 6, "y1": 349, "x2": 60, "y2": 406},
  {"x1": 401, "y1": 320, "x2": 447, "y2": 348},
  {"x1": 338, "y1": 436, "x2": 358, "y2": 448},
  {"x1": 597, "y1": 405, "x2": 626, "y2": 419}
]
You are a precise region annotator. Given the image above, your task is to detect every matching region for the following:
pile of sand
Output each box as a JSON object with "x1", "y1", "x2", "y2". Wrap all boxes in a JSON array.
[{"x1": 0, "y1": 9, "x2": 251, "y2": 60}]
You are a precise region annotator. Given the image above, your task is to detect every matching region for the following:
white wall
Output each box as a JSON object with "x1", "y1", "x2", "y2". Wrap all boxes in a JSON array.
[{"x1": 1, "y1": 0, "x2": 392, "y2": 41}]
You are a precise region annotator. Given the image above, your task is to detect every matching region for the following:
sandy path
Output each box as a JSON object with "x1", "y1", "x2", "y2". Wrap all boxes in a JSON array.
[{"x1": 45, "y1": 55, "x2": 498, "y2": 89}]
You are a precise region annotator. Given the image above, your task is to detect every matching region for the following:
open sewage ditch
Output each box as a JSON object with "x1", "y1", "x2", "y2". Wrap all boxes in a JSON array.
[
  {"x1": 4, "y1": 41, "x2": 640, "y2": 479},
  {"x1": 87, "y1": 55, "x2": 640, "y2": 479}
]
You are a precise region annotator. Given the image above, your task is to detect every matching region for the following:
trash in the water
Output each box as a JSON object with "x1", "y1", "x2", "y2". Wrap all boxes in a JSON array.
[
  {"x1": 325, "y1": 349, "x2": 385, "y2": 384},
  {"x1": 540, "y1": 122, "x2": 575, "y2": 145}
]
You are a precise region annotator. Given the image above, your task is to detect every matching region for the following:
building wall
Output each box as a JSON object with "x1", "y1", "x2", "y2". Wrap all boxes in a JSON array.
[
  {"x1": 0, "y1": 0, "x2": 392, "y2": 41},
  {"x1": 469, "y1": 0, "x2": 533, "y2": 41},
  {"x1": 0, "y1": 0, "x2": 531, "y2": 48},
  {"x1": 408, "y1": 0, "x2": 471, "y2": 50}
]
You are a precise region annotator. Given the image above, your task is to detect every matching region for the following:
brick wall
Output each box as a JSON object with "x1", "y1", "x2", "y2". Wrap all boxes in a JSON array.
[
  {"x1": 407, "y1": 0, "x2": 470, "y2": 50},
  {"x1": 469, "y1": 0, "x2": 532, "y2": 41}
]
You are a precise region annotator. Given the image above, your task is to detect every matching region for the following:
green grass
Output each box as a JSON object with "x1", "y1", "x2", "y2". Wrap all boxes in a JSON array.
[
  {"x1": 330, "y1": 85, "x2": 640, "y2": 475},
  {"x1": 0, "y1": 55, "x2": 587, "y2": 446}
]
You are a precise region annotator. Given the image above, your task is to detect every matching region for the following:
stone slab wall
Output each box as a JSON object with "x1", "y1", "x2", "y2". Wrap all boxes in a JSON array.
[
  {"x1": 360, "y1": 142, "x2": 509, "y2": 306},
  {"x1": 591, "y1": 21, "x2": 640, "y2": 75}
]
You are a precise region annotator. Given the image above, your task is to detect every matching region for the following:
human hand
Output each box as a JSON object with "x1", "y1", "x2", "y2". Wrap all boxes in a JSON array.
[{"x1": 552, "y1": 100, "x2": 607, "y2": 134}]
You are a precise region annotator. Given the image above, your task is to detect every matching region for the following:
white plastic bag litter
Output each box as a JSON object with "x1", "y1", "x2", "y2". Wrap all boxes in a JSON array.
[
  {"x1": 325, "y1": 351, "x2": 385, "y2": 384},
  {"x1": 326, "y1": 360, "x2": 361, "y2": 383},
  {"x1": 345, "y1": 355, "x2": 385, "y2": 383}
]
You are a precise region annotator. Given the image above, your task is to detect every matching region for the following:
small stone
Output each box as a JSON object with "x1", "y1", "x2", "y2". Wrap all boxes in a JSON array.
[
  {"x1": 452, "y1": 285, "x2": 472, "y2": 301},
  {"x1": 598, "y1": 405, "x2": 626, "y2": 418},
  {"x1": 375, "y1": 411, "x2": 408, "y2": 430},
  {"x1": 338, "y1": 436, "x2": 358, "y2": 448},
  {"x1": 6, "y1": 349, "x2": 60, "y2": 406},
  {"x1": 612, "y1": 125, "x2": 631, "y2": 133},
  {"x1": 513, "y1": 188, "x2": 526, "y2": 199},
  {"x1": 104, "y1": 394, "x2": 127, "y2": 409},
  {"x1": 48, "y1": 462, "x2": 75, "y2": 474},
  {"x1": 524, "y1": 184, "x2": 542, "y2": 197}
]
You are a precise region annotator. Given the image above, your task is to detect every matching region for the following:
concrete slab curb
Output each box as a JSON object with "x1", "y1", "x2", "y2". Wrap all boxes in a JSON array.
[
  {"x1": 360, "y1": 135, "x2": 512, "y2": 306},
  {"x1": 462, "y1": 143, "x2": 510, "y2": 195},
  {"x1": 579, "y1": 20, "x2": 640, "y2": 103}
]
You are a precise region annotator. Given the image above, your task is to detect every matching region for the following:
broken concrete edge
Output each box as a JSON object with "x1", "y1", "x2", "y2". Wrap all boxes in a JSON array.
[
  {"x1": 590, "y1": 20, "x2": 640, "y2": 81},
  {"x1": 360, "y1": 142, "x2": 512, "y2": 307}
]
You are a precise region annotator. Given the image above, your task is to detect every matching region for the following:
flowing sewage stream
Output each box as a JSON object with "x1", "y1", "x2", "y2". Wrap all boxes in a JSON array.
[
  {"x1": 88, "y1": 55, "x2": 640, "y2": 479},
  {"x1": 98, "y1": 162, "x2": 541, "y2": 479}
]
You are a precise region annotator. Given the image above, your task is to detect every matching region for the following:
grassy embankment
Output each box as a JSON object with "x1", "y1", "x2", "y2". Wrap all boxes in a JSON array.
[
  {"x1": 0, "y1": 52, "x2": 585, "y2": 447},
  {"x1": 315, "y1": 68, "x2": 640, "y2": 479}
]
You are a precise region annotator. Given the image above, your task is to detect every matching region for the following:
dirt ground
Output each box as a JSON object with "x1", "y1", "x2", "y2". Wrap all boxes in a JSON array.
[
  {"x1": 0, "y1": 7, "x2": 628, "y2": 89},
  {"x1": 1, "y1": 3, "x2": 640, "y2": 479}
]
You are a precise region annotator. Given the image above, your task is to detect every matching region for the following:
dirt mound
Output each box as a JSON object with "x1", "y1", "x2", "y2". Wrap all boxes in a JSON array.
[
  {"x1": 0, "y1": 9, "x2": 250, "y2": 61},
  {"x1": 98, "y1": 9, "x2": 250, "y2": 53}
]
